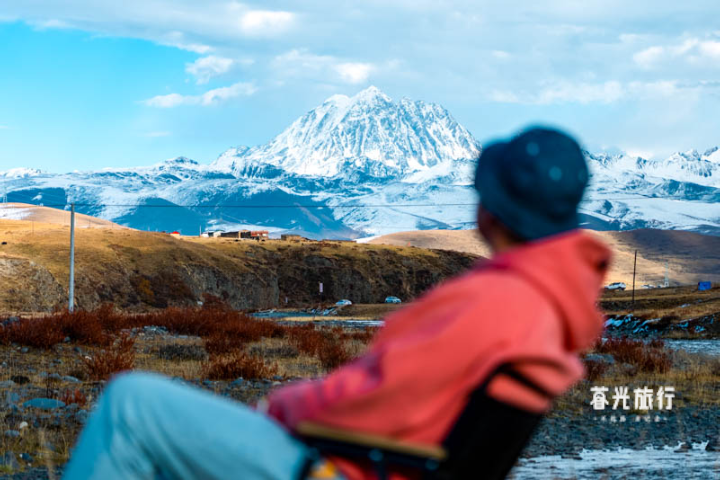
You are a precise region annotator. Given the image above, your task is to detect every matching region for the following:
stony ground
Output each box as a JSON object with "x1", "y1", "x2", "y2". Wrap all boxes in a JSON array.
[{"x1": 1, "y1": 317, "x2": 719, "y2": 479}]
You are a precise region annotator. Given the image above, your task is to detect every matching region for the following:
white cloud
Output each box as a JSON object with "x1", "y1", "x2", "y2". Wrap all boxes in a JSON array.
[
  {"x1": 488, "y1": 90, "x2": 521, "y2": 103},
  {"x1": 143, "y1": 131, "x2": 171, "y2": 137},
  {"x1": 491, "y1": 50, "x2": 511, "y2": 60},
  {"x1": 274, "y1": 49, "x2": 375, "y2": 85},
  {"x1": 186, "y1": 56, "x2": 234, "y2": 84},
  {"x1": 633, "y1": 46, "x2": 665, "y2": 68},
  {"x1": 537, "y1": 81, "x2": 624, "y2": 104},
  {"x1": 31, "y1": 18, "x2": 72, "y2": 30},
  {"x1": 142, "y1": 82, "x2": 256, "y2": 108},
  {"x1": 634, "y1": 38, "x2": 720, "y2": 68},
  {"x1": 240, "y1": 10, "x2": 294, "y2": 36},
  {"x1": 489, "y1": 80, "x2": 690, "y2": 105},
  {"x1": 335, "y1": 63, "x2": 373, "y2": 84}
]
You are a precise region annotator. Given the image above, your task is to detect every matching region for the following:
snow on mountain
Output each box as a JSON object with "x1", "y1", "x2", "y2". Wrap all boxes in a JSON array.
[
  {"x1": 212, "y1": 86, "x2": 481, "y2": 179},
  {"x1": 0, "y1": 168, "x2": 45, "y2": 179},
  {"x1": 1, "y1": 86, "x2": 719, "y2": 238}
]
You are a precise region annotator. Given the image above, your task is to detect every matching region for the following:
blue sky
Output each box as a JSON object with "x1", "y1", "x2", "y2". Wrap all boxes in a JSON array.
[{"x1": 1, "y1": 1, "x2": 720, "y2": 172}]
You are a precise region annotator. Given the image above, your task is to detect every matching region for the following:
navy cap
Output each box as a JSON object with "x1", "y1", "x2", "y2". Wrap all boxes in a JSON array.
[{"x1": 474, "y1": 127, "x2": 588, "y2": 241}]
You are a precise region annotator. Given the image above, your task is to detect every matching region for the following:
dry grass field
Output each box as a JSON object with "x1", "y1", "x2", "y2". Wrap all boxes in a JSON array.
[
  {"x1": 369, "y1": 228, "x2": 720, "y2": 286},
  {"x1": 0, "y1": 217, "x2": 476, "y2": 315}
]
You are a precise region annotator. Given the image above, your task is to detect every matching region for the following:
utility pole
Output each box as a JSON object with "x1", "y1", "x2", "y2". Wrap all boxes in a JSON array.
[
  {"x1": 631, "y1": 250, "x2": 637, "y2": 310},
  {"x1": 69, "y1": 204, "x2": 76, "y2": 313}
]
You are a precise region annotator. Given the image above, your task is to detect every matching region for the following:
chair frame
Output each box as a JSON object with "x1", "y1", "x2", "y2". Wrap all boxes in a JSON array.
[{"x1": 296, "y1": 359, "x2": 559, "y2": 480}]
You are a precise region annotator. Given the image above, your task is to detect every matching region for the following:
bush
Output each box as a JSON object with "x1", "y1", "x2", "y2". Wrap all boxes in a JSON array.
[
  {"x1": 596, "y1": 337, "x2": 672, "y2": 373},
  {"x1": 55, "y1": 310, "x2": 111, "y2": 346},
  {"x1": 59, "y1": 388, "x2": 88, "y2": 407},
  {"x1": 0, "y1": 317, "x2": 65, "y2": 349},
  {"x1": 583, "y1": 358, "x2": 610, "y2": 381},
  {"x1": 287, "y1": 325, "x2": 325, "y2": 357},
  {"x1": 318, "y1": 338, "x2": 351, "y2": 371},
  {"x1": 203, "y1": 352, "x2": 278, "y2": 380},
  {"x1": 82, "y1": 333, "x2": 136, "y2": 381}
]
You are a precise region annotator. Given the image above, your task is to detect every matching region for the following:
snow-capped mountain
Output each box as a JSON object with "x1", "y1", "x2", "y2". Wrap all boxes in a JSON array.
[
  {"x1": 1, "y1": 86, "x2": 719, "y2": 238},
  {"x1": 213, "y1": 86, "x2": 480, "y2": 180}
]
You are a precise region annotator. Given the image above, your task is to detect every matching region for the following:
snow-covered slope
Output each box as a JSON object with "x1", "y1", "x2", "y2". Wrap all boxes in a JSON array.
[
  {"x1": 1, "y1": 86, "x2": 719, "y2": 238},
  {"x1": 212, "y1": 86, "x2": 481, "y2": 179}
]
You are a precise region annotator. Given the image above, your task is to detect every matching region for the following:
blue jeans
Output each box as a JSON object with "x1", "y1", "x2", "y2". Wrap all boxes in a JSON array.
[{"x1": 62, "y1": 373, "x2": 313, "y2": 480}]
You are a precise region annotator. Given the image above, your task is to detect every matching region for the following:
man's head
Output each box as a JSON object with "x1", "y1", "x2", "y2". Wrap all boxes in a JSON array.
[{"x1": 474, "y1": 127, "x2": 589, "y2": 253}]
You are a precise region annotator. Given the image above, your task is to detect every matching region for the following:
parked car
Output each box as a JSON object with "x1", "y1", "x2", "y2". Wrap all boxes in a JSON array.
[
  {"x1": 605, "y1": 282, "x2": 626, "y2": 291},
  {"x1": 385, "y1": 296, "x2": 402, "y2": 304},
  {"x1": 336, "y1": 299, "x2": 352, "y2": 306},
  {"x1": 641, "y1": 284, "x2": 656, "y2": 289}
]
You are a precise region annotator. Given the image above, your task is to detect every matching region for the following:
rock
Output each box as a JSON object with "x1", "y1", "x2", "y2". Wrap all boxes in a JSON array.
[
  {"x1": 64, "y1": 336, "x2": 71, "y2": 343},
  {"x1": 49, "y1": 373, "x2": 62, "y2": 381},
  {"x1": 584, "y1": 353, "x2": 615, "y2": 365},
  {"x1": 675, "y1": 442, "x2": 691, "y2": 452},
  {"x1": 5, "y1": 391, "x2": 20, "y2": 406},
  {"x1": 4, "y1": 430, "x2": 20, "y2": 438},
  {"x1": 17, "y1": 421, "x2": 28, "y2": 430},
  {"x1": 20, "y1": 347, "x2": 29, "y2": 354},
  {"x1": 19, "y1": 453, "x2": 33, "y2": 463},
  {"x1": 62, "y1": 375, "x2": 81, "y2": 383},
  {"x1": 705, "y1": 438, "x2": 720, "y2": 451},
  {"x1": 75, "y1": 410, "x2": 88, "y2": 424},
  {"x1": 229, "y1": 378, "x2": 245, "y2": 387},
  {"x1": 560, "y1": 452, "x2": 582, "y2": 460},
  {"x1": 0, "y1": 452, "x2": 19, "y2": 470},
  {"x1": 10, "y1": 375, "x2": 29, "y2": 385},
  {"x1": 0, "y1": 380, "x2": 16, "y2": 388},
  {"x1": 23, "y1": 398, "x2": 66, "y2": 410}
]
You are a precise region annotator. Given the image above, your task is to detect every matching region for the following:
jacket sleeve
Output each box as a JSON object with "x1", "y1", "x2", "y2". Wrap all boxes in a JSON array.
[
  {"x1": 266, "y1": 350, "x2": 386, "y2": 429},
  {"x1": 265, "y1": 291, "x2": 513, "y2": 432}
]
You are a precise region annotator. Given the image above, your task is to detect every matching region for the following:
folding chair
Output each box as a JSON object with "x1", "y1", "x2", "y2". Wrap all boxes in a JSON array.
[{"x1": 297, "y1": 360, "x2": 556, "y2": 480}]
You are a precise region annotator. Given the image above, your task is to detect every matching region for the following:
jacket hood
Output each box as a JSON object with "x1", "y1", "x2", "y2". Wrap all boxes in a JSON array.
[{"x1": 485, "y1": 230, "x2": 612, "y2": 351}]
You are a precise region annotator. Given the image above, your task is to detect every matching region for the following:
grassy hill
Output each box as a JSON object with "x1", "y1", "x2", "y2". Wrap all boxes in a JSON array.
[
  {"x1": 0, "y1": 220, "x2": 477, "y2": 314},
  {"x1": 368, "y1": 228, "x2": 720, "y2": 287}
]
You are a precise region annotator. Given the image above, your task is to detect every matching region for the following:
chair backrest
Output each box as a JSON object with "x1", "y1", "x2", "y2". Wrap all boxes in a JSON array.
[{"x1": 438, "y1": 362, "x2": 554, "y2": 480}]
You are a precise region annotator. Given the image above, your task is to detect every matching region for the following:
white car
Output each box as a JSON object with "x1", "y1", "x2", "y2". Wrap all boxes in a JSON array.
[
  {"x1": 385, "y1": 296, "x2": 402, "y2": 304},
  {"x1": 336, "y1": 299, "x2": 353, "y2": 306},
  {"x1": 606, "y1": 282, "x2": 627, "y2": 291}
]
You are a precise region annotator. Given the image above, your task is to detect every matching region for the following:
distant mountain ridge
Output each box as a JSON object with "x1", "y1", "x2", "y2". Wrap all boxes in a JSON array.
[{"x1": 1, "y1": 86, "x2": 719, "y2": 238}]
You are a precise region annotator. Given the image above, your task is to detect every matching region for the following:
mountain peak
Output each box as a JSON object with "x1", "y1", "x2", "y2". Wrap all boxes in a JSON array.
[
  {"x1": 352, "y1": 85, "x2": 391, "y2": 103},
  {"x1": 164, "y1": 156, "x2": 198, "y2": 165},
  {"x1": 214, "y1": 88, "x2": 480, "y2": 178}
]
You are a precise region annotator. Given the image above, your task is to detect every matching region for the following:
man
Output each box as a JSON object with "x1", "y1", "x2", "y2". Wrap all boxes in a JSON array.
[{"x1": 63, "y1": 126, "x2": 611, "y2": 480}]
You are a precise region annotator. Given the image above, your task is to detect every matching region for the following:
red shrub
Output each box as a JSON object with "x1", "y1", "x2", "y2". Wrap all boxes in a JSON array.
[
  {"x1": 583, "y1": 358, "x2": 610, "y2": 381},
  {"x1": 59, "y1": 388, "x2": 88, "y2": 407},
  {"x1": 318, "y1": 338, "x2": 351, "y2": 371},
  {"x1": 287, "y1": 325, "x2": 325, "y2": 357},
  {"x1": 203, "y1": 352, "x2": 278, "y2": 380},
  {"x1": 55, "y1": 310, "x2": 111, "y2": 346},
  {"x1": 82, "y1": 333, "x2": 136, "y2": 381},
  {"x1": 0, "y1": 317, "x2": 65, "y2": 349},
  {"x1": 596, "y1": 337, "x2": 672, "y2": 373}
]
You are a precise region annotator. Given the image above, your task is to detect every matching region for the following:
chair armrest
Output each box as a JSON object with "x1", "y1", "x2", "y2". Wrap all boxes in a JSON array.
[{"x1": 296, "y1": 422, "x2": 447, "y2": 461}]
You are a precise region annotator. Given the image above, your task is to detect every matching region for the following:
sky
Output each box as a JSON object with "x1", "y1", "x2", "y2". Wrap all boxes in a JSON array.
[{"x1": 1, "y1": 0, "x2": 720, "y2": 173}]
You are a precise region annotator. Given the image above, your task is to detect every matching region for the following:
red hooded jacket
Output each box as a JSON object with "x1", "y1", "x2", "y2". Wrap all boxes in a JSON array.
[{"x1": 267, "y1": 231, "x2": 611, "y2": 479}]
